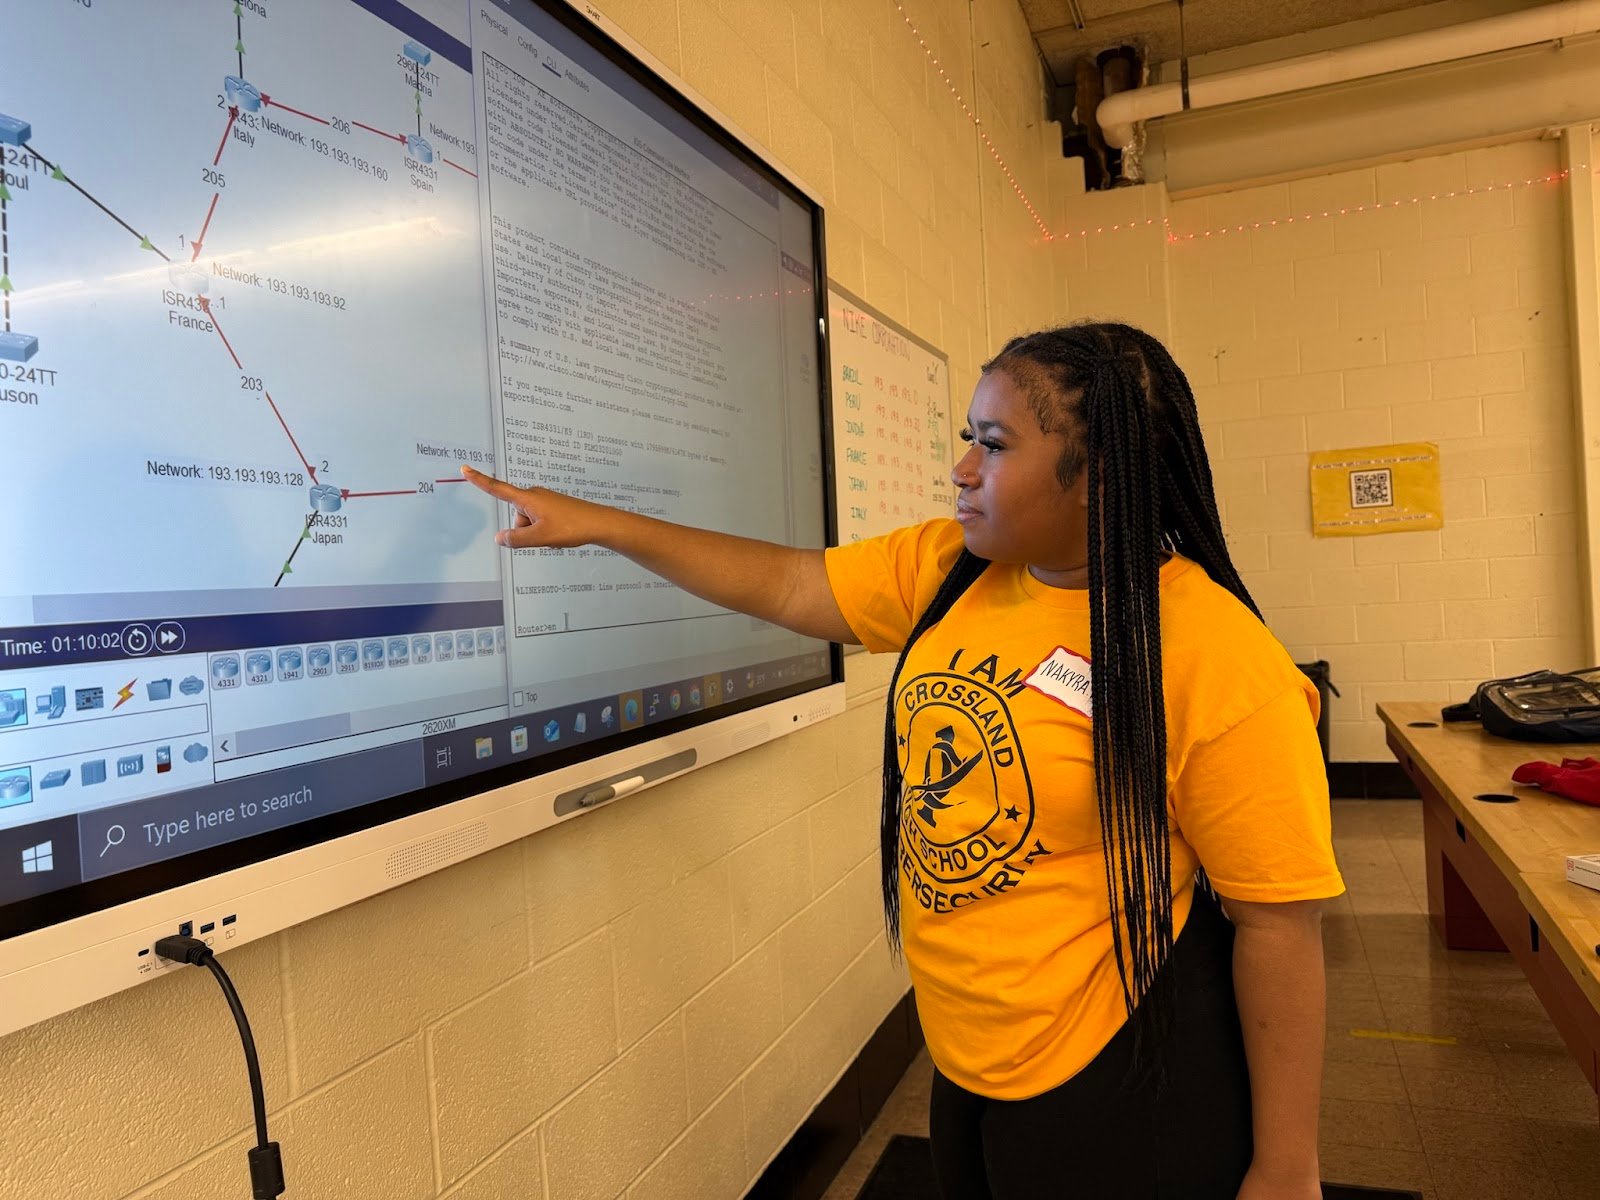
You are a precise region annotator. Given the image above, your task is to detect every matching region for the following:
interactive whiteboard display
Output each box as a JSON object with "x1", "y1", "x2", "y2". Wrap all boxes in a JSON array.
[{"x1": 0, "y1": 0, "x2": 837, "y2": 993}]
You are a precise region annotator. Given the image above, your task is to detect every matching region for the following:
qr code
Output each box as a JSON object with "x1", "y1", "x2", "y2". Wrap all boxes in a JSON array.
[{"x1": 1349, "y1": 468, "x2": 1394, "y2": 509}]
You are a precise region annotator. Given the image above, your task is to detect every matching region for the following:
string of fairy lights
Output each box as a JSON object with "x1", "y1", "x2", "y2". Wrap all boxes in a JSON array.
[{"x1": 887, "y1": 1, "x2": 1592, "y2": 247}]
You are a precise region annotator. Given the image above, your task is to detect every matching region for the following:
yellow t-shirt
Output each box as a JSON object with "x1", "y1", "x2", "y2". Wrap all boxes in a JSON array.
[{"x1": 824, "y1": 519, "x2": 1345, "y2": 1100}]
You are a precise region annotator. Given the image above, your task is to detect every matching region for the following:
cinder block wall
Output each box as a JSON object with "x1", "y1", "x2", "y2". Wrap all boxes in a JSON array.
[
  {"x1": 1056, "y1": 139, "x2": 1584, "y2": 762},
  {"x1": 0, "y1": 3, "x2": 1072, "y2": 1198}
]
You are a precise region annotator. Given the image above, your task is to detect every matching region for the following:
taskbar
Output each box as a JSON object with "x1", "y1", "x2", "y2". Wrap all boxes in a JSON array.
[{"x1": 0, "y1": 648, "x2": 829, "y2": 918}]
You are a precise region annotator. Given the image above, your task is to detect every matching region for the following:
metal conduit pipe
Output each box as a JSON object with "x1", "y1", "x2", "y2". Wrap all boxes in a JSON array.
[{"x1": 1096, "y1": 0, "x2": 1600, "y2": 151}]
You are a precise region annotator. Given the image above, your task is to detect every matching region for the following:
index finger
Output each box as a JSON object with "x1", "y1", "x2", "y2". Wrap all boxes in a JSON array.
[{"x1": 459, "y1": 465, "x2": 526, "y2": 503}]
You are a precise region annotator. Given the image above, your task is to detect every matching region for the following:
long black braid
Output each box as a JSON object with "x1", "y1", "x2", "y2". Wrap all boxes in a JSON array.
[{"x1": 876, "y1": 321, "x2": 1258, "y2": 1079}]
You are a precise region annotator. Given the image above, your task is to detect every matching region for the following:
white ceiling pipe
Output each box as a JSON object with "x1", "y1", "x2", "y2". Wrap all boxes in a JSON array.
[{"x1": 1097, "y1": 0, "x2": 1600, "y2": 149}]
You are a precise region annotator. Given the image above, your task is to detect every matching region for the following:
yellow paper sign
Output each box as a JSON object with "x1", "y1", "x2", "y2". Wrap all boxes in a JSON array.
[{"x1": 1309, "y1": 442, "x2": 1441, "y2": 537}]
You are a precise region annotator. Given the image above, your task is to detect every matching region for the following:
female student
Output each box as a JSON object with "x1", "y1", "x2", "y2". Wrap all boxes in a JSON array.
[{"x1": 463, "y1": 321, "x2": 1344, "y2": 1200}]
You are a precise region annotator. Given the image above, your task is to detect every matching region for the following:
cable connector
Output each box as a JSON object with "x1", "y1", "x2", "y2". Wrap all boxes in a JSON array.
[
  {"x1": 153, "y1": 932, "x2": 286, "y2": 1197},
  {"x1": 249, "y1": 1143, "x2": 286, "y2": 1199},
  {"x1": 154, "y1": 934, "x2": 214, "y2": 966}
]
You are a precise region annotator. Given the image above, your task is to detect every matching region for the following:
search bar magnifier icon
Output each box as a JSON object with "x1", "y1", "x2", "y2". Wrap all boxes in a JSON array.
[{"x1": 100, "y1": 824, "x2": 126, "y2": 858}]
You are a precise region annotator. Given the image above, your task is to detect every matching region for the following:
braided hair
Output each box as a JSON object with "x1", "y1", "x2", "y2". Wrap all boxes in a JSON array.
[{"x1": 877, "y1": 322, "x2": 1258, "y2": 1076}]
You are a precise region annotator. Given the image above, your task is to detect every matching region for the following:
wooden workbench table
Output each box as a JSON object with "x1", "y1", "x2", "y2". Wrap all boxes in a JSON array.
[{"x1": 1379, "y1": 701, "x2": 1600, "y2": 1106}]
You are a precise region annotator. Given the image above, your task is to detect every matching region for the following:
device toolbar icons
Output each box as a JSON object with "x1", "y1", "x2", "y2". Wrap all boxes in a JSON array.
[
  {"x1": 435, "y1": 633, "x2": 454, "y2": 662},
  {"x1": 387, "y1": 638, "x2": 410, "y2": 667},
  {"x1": 361, "y1": 640, "x2": 385, "y2": 671},
  {"x1": 245, "y1": 652, "x2": 274, "y2": 685},
  {"x1": 34, "y1": 686, "x2": 66, "y2": 720},
  {"x1": 179, "y1": 676, "x2": 205, "y2": 697},
  {"x1": 76, "y1": 686, "x2": 104, "y2": 711},
  {"x1": 146, "y1": 679, "x2": 172, "y2": 702},
  {"x1": 0, "y1": 689, "x2": 26, "y2": 729},
  {"x1": 183, "y1": 742, "x2": 209, "y2": 764},
  {"x1": 0, "y1": 769, "x2": 32, "y2": 807},
  {"x1": 211, "y1": 656, "x2": 241, "y2": 691},
  {"x1": 307, "y1": 646, "x2": 332, "y2": 678},
  {"x1": 116, "y1": 754, "x2": 144, "y2": 779},
  {"x1": 40, "y1": 768, "x2": 69, "y2": 789},
  {"x1": 81, "y1": 759, "x2": 106, "y2": 786},
  {"x1": 276, "y1": 648, "x2": 304, "y2": 682},
  {"x1": 335, "y1": 643, "x2": 360, "y2": 674}
]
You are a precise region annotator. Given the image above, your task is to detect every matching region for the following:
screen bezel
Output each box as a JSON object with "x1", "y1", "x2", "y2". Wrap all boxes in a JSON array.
[{"x1": 0, "y1": 0, "x2": 842, "y2": 954}]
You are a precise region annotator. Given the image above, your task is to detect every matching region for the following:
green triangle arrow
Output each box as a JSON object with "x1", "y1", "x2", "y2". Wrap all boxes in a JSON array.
[
  {"x1": 139, "y1": 235, "x2": 155, "y2": 251},
  {"x1": 0, "y1": 182, "x2": 11, "y2": 201},
  {"x1": 50, "y1": 165, "x2": 66, "y2": 181},
  {"x1": 301, "y1": 528, "x2": 311, "y2": 540},
  {"x1": 234, "y1": 2, "x2": 242, "y2": 13},
  {"x1": 0, "y1": 277, "x2": 12, "y2": 296},
  {"x1": 281, "y1": 563, "x2": 293, "y2": 575},
  {"x1": 236, "y1": 39, "x2": 246, "y2": 54}
]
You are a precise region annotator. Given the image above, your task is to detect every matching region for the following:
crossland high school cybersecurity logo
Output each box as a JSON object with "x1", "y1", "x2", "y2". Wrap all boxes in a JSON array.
[{"x1": 896, "y1": 653, "x2": 1051, "y2": 914}]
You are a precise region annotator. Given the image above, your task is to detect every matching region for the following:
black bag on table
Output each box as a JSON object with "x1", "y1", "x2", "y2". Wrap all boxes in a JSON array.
[{"x1": 1441, "y1": 667, "x2": 1600, "y2": 743}]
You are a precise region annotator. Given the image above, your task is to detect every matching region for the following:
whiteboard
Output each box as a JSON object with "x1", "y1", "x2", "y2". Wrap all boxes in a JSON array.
[{"x1": 827, "y1": 283, "x2": 955, "y2": 544}]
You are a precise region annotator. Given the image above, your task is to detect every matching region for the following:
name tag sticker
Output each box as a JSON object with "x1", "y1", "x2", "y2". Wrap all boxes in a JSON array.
[{"x1": 1025, "y1": 646, "x2": 1092, "y2": 719}]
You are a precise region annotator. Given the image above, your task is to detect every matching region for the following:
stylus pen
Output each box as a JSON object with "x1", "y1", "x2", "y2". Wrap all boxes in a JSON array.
[{"x1": 577, "y1": 774, "x2": 647, "y2": 808}]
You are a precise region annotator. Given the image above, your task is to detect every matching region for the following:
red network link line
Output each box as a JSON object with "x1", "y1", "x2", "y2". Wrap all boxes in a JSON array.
[
  {"x1": 190, "y1": 192, "x2": 220, "y2": 261},
  {"x1": 213, "y1": 106, "x2": 239, "y2": 166},
  {"x1": 263, "y1": 95, "x2": 331, "y2": 126}
]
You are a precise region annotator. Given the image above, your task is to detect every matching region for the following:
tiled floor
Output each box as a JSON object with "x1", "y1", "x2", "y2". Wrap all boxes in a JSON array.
[{"x1": 822, "y1": 799, "x2": 1600, "y2": 1200}]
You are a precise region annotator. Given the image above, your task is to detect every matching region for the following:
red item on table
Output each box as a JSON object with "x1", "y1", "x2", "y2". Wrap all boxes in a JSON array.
[{"x1": 1511, "y1": 757, "x2": 1600, "y2": 807}]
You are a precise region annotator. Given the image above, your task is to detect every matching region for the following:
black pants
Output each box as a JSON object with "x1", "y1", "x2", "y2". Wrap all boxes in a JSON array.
[{"x1": 928, "y1": 893, "x2": 1252, "y2": 1199}]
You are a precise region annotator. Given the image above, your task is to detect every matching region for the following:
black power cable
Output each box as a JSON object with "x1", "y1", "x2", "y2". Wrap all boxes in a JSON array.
[{"x1": 155, "y1": 936, "x2": 286, "y2": 1199}]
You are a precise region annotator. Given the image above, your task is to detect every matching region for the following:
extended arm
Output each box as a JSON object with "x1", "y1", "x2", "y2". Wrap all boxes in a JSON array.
[
  {"x1": 462, "y1": 467, "x2": 859, "y2": 644},
  {"x1": 1221, "y1": 894, "x2": 1327, "y2": 1200}
]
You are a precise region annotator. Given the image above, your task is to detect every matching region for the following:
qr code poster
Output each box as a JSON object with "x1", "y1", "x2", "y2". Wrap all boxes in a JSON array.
[{"x1": 1309, "y1": 442, "x2": 1442, "y2": 537}]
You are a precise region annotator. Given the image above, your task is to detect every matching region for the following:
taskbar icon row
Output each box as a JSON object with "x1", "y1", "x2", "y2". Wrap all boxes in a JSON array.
[{"x1": 424, "y1": 651, "x2": 832, "y2": 782}]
